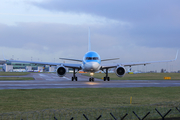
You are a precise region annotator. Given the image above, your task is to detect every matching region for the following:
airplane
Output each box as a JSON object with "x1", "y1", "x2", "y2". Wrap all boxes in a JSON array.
[{"x1": 5, "y1": 29, "x2": 178, "y2": 82}]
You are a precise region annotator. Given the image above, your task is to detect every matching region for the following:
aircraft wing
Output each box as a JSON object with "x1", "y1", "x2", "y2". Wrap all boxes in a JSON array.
[
  {"x1": 121, "y1": 59, "x2": 176, "y2": 67},
  {"x1": 122, "y1": 50, "x2": 178, "y2": 67},
  {"x1": 101, "y1": 50, "x2": 178, "y2": 69},
  {"x1": 59, "y1": 58, "x2": 82, "y2": 62},
  {"x1": 101, "y1": 58, "x2": 119, "y2": 62},
  {"x1": 7, "y1": 60, "x2": 82, "y2": 69},
  {"x1": 63, "y1": 63, "x2": 82, "y2": 69},
  {"x1": 100, "y1": 64, "x2": 118, "y2": 69}
]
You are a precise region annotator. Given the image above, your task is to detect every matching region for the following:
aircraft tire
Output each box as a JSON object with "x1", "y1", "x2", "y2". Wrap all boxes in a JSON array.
[
  {"x1": 72, "y1": 77, "x2": 74, "y2": 81},
  {"x1": 75, "y1": 77, "x2": 78, "y2": 81},
  {"x1": 107, "y1": 77, "x2": 110, "y2": 81},
  {"x1": 89, "y1": 78, "x2": 91, "y2": 82},
  {"x1": 104, "y1": 77, "x2": 106, "y2": 81}
]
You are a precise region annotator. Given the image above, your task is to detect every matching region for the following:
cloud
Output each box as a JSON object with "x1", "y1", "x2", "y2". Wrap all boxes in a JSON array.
[
  {"x1": 0, "y1": 21, "x2": 179, "y2": 54},
  {"x1": 31, "y1": 0, "x2": 180, "y2": 23},
  {"x1": 29, "y1": 0, "x2": 180, "y2": 49}
]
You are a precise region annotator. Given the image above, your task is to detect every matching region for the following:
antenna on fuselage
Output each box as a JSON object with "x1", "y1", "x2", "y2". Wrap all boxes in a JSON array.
[{"x1": 88, "y1": 27, "x2": 91, "y2": 51}]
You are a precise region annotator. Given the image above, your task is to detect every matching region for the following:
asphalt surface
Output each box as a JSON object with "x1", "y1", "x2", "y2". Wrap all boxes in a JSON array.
[{"x1": 0, "y1": 73, "x2": 180, "y2": 89}]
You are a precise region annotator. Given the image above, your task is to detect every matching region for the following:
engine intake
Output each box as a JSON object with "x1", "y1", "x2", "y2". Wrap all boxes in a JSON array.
[
  {"x1": 56, "y1": 66, "x2": 66, "y2": 77},
  {"x1": 115, "y1": 66, "x2": 126, "y2": 77}
]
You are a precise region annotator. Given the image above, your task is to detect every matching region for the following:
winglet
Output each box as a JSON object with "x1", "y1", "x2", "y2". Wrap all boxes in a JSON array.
[
  {"x1": 88, "y1": 27, "x2": 91, "y2": 51},
  {"x1": 174, "y1": 50, "x2": 179, "y2": 61}
]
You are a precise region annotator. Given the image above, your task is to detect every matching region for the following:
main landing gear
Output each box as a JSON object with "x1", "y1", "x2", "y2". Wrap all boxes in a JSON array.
[
  {"x1": 72, "y1": 68, "x2": 78, "y2": 81},
  {"x1": 103, "y1": 68, "x2": 110, "y2": 81}
]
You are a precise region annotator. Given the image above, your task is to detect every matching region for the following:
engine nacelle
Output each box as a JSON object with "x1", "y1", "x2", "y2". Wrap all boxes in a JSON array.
[
  {"x1": 115, "y1": 66, "x2": 126, "y2": 77},
  {"x1": 56, "y1": 66, "x2": 66, "y2": 77}
]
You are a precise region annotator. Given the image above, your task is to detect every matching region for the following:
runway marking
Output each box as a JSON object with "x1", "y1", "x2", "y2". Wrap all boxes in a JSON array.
[
  {"x1": 53, "y1": 77, "x2": 60, "y2": 79},
  {"x1": 122, "y1": 83, "x2": 160, "y2": 84},
  {"x1": 46, "y1": 79, "x2": 55, "y2": 81},
  {"x1": 63, "y1": 77, "x2": 71, "y2": 80},
  {"x1": 39, "y1": 74, "x2": 46, "y2": 76}
]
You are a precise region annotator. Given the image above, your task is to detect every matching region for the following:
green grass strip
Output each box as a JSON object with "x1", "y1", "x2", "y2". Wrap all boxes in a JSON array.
[
  {"x1": 84, "y1": 73, "x2": 180, "y2": 80},
  {"x1": 0, "y1": 72, "x2": 30, "y2": 76},
  {"x1": 0, "y1": 77, "x2": 34, "y2": 80},
  {"x1": 0, "y1": 87, "x2": 180, "y2": 113}
]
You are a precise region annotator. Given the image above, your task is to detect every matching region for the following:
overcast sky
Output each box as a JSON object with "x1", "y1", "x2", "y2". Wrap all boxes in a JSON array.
[{"x1": 0, "y1": 0, "x2": 179, "y2": 72}]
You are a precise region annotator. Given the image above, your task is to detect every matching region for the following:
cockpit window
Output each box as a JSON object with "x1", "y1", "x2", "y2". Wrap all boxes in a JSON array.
[
  {"x1": 86, "y1": 57, "x2": 99, "y2": 60},
  {"x1": 86, "y1": 57, "x2": 92, "y2": 60},
  {"x1": 93, "y1": 57, "x2": 99, "y2": 60}
]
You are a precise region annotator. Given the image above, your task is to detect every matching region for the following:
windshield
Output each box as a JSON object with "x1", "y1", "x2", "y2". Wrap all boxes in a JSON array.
[{"x1": 86, "y1": 57, "x2": 99, "y2": 60}]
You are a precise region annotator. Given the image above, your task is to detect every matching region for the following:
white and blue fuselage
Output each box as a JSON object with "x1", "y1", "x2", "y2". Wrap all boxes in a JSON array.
[{"x1": 82, "y1": 51, "x2": 101, "y2": 72}]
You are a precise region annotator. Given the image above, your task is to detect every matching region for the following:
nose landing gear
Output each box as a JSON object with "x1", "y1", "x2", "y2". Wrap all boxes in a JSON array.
[
  {"x1": 89, "y1": 77, "x2": 94, "y2": 82},
  {"x1": 89, "y1": 72, "x2": 95, "y2": 82}
]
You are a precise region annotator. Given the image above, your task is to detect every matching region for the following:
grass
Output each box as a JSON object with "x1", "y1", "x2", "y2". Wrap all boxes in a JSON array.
[
  {"x1": 84, "y1": 73, "x2": 180, "y2": 80},
  {"x1": 0, "y1": 77, "x2": 34, "y2": 81},
  {"x1": 0, "y1": 87, "x2": 180, "y2": 113},
  {"x1": 0, "y1": 72, "x2": 30, "y2": 76},
  {"x1": 0, "y1": 72, "x2": 34, "y2": 80}
]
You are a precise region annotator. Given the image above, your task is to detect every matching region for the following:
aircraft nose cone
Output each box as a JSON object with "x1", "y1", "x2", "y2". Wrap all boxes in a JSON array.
[
  {"x1": 91, "y1": 62, "x2": 99, "y2": 69},
  {"x1": 85, "y1": 62, "x2": 100, "y2": 71}
]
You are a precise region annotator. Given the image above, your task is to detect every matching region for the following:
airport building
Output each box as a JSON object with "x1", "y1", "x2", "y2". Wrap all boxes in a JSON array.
[{"x1": 0, "y1": 60, "x2": 57, "y2": 72}]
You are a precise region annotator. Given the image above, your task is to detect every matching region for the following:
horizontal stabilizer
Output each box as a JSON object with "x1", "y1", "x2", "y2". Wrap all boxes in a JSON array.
[
  {"x1": 101, "y1": 58, "x2": 119, "y2": 62},
  {"x1": 59, "y1": 58, "x2": 82, "y2": 62}
]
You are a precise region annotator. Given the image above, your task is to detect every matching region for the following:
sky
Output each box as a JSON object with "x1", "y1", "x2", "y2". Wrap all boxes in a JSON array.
[{"x1": 0, "y1": 0, "x2": 180, "y2": 72}]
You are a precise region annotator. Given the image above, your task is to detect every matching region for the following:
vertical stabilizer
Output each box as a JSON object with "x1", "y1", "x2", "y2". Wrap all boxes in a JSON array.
[
  {"x1": 88, "y1": 27, "x2": 91, "y2": 51},
  {"x1": 2, "y1": 50, "x2": 7, "y2": 60}
]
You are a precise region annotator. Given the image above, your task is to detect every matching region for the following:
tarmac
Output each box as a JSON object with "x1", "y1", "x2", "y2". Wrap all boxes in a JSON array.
[{"x1": 0, "y1": 73, "x2": 180, "y2": 89}]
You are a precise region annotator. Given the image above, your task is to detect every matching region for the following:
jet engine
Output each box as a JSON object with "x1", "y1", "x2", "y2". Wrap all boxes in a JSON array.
[
  {"x1": 115, "y1": 66, "x2": 126, "y2": 77},
  {"x1": 56, "y1": 66, "x2": 66, "y2": 77}
]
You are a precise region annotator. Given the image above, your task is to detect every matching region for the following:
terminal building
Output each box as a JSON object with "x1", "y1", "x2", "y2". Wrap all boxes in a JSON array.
[{"x1": 0, "y1": 60, "x2": 57, "y2": 72}]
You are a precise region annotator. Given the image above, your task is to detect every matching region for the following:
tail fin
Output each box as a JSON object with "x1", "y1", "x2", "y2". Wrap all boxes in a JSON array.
[
  {"x1": 2, "y1": 50, "x2": 7, "y2": 60},
  {"x1": 88, "y1": 27, "x2": 91, "y2": 51}
]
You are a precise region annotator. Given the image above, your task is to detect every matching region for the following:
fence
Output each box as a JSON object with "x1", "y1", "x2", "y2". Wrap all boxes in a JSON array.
[{"x1": 0, "y1": 102, "x2": 180, "y2": 120}]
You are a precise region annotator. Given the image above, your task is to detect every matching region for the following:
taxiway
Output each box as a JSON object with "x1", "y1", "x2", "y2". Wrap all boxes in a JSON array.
[{"x1": 0, "y1": 73, "x2": 180, "y2": 89}]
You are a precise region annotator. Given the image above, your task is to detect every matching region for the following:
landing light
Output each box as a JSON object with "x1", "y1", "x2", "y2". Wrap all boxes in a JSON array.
[
  {"x1": 85, "y1": 82, "x2": 99, "y2": 85},
  {"x1": 90, "y1": 72, "x2": 94, "y2": 76}
]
